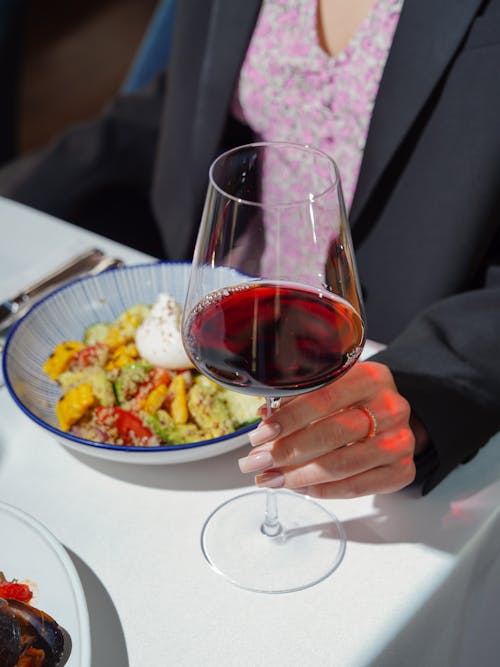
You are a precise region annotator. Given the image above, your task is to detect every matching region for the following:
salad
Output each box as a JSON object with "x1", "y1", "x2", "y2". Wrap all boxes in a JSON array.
[{"x1": 42, "y1": 294, "x2": 261, "y2": 447}]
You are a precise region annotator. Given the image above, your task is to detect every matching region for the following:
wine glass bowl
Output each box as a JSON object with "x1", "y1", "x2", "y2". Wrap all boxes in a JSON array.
[
  {"x1": 182, "y1": 142, "x2": 366, "y2": 593},
  {"x1": 183, "y1": 280, "x2": 364, "y2": 398}
]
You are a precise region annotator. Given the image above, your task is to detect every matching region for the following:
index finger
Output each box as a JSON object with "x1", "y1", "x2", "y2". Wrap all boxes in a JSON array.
[{"x1": 251, "y1": 361, "x2": 388, "y2": 444}]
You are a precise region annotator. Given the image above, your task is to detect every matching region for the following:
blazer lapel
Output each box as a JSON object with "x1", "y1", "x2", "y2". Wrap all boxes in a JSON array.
[
  {"x1": 158, "y1": 0, "x2": 261, "y2": 260},
  {"x1": 189, "y1": 0, "x2": 262, "y2": 189},
  {"x1": 350, "y1": 0, "x2": 485, "y2": 229}
]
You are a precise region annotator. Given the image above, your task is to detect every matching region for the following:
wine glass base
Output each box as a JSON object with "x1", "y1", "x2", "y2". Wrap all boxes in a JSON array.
[{"x1": 201, "y1": 489, "x2": 346, "y2": 593}]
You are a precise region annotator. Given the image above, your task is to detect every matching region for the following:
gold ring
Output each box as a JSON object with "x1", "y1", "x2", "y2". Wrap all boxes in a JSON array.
[{"x1": 358, "y1": 405, "x2": 378, "y2": 439}]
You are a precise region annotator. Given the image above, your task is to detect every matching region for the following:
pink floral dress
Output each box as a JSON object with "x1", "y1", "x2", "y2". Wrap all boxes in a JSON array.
[{"x1": 232, "y1": 0, "x2": 404, "y2": 212}]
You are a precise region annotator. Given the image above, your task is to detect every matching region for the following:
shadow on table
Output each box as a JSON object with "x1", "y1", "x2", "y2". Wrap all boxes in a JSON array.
[
  {"x1": 67, "y1": 442, "x2": 251, "y2": 491},
  {"x1": 342, "y1": 434, "x2": 500, "y2": 555},
  {"x1": 67, "y1": 435, "x2": 500, "y2": 556},
  {"x1": 66, "y1": 549, "x2": 129, "y2": 667}
]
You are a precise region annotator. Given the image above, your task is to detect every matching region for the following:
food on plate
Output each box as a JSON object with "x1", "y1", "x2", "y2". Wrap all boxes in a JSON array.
[
  {"x1": 0, "y1": 575, "x2": 33, "y2": 605},
  {"x1": 42, "y1": 293, "x2": 262, "y2": 446},
  {"x1": 135, "y1": 292, "x2": 193, "y2": 369},
  {"x1": 0, "y1": 572, "x2": 71, "y2": 666}
]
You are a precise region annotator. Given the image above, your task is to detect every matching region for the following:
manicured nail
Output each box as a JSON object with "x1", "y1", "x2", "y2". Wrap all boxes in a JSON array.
[
  {"x1": 249, "y1": 422, "x2": 281, "y2": 446},
  {"x1": 248, "y1": 441, "x2": 274, "y2": 453},
  {"x1": 255, "y1": 472, "x2": 285, "y2": 488},
  {"x1": 238, "y1": 451, "x2": 274, "y2": 474}
]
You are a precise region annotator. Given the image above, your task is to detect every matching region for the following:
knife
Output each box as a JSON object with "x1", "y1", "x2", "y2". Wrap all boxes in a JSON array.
[{"x1": 0, "y1": 247, "x2": 124, "y2": 331}]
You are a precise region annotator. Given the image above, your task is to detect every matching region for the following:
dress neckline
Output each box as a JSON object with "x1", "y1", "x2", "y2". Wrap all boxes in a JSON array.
[{"x1": 313, "y1": 0, "x2": 381, "y2": 63}]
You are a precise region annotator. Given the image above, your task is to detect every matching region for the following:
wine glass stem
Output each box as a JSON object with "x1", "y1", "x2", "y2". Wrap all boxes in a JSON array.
[{"x1": 261, "y1": 397, "x2": 283, "y2": 538}]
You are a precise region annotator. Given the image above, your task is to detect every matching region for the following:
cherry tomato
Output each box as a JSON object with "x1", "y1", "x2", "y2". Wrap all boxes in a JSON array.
[
  {"x1": 71, "y1": 342, "x2": 107, "y2": 368},
  {"x1": 115, "y1": 409, "x2": 152, "y2": 442},
  {"x1": 0, "y1": 581, "x2": 33, "y2": 603},
  {"x1": 96, "y1": 406, "x2": 152, "y2": 443}
]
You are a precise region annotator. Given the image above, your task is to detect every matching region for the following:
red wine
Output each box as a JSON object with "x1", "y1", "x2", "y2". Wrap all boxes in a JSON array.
[{"x1": 183, "y1": 282, "x2": 365, "y2": 397}]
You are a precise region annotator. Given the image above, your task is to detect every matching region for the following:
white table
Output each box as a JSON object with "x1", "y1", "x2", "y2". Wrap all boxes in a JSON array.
[{"x1": 1, "y1": 196, "x2": 499, "y2": 667}]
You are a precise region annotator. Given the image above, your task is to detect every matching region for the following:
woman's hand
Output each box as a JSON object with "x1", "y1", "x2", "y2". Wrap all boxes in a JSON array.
[{"x1": 238, "y1": 361, "x2": 420, "y2": 498}]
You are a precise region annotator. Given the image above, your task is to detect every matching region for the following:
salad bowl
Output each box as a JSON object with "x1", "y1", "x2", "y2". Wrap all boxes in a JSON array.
[{"x1": 2, "y1": 262, "x2": 259, "y2": 464}]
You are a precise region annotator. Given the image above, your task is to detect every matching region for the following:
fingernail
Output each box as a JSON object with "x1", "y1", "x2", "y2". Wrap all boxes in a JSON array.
[
  {"x1": 293, "y1": 487, "x2": 309, "y2": 495},
  {"x1": 249, "y1": 422, "x2": 281, "y2": 446},
  {"x1": 255, "y1": 471, "x2": 285, "y2": 488},
  {"x1": 238, "y1": 451, "x2": 274, "y2": 474},
  {"x1": 248, "y1": 441, "x2": 274, "y2": 453}
]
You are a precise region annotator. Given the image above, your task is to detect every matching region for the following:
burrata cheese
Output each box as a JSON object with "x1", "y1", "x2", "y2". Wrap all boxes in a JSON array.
[{"x1": 135, "y1": 293, "x2": 193, "y2": 369}]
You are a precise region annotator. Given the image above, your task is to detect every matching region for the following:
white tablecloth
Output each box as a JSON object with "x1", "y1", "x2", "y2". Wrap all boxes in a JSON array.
[{"x1": 1, "y1": 196, "x2": 499, "y2": 667}]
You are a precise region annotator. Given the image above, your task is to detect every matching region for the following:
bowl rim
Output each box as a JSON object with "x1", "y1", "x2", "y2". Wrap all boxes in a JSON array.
[{"x1": 2, "y1": 261, "x2": 258, "y2": 453}]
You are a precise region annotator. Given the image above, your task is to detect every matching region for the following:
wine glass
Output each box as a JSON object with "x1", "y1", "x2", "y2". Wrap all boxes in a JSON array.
[{"x1": 182, "y1": 141, "x2": 366, "y2": 593}]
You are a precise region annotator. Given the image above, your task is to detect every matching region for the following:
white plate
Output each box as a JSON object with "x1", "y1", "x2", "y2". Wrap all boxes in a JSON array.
[{"x1": 0, "y1": 502, "x2": 91, "y2": 666}]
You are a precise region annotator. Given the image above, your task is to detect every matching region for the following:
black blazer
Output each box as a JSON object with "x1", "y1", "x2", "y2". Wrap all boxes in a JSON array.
[{"x1": 2, "y1": 0, "x2": 500, "y2": 492}]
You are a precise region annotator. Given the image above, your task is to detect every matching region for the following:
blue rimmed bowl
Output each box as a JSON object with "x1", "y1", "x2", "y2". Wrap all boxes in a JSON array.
[{"x1": 2, "y1": 262, "x2": 257, "y2": 464}]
